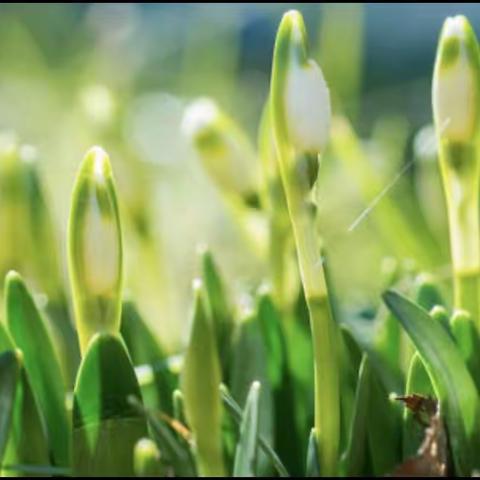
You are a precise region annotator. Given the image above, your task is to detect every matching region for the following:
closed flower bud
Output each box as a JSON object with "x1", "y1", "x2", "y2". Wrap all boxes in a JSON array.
[
  {"x1": 271, "y1": 10, "x2": 331, "y2": 156},
  {"x1": 68, "y1": 146, "x2": 123, "y2": 354},
  {"x1": 433, "y1": 15, "x2": 480, "y2": 143},
  {"x1": 182, "y1": 97, "x2": 259, "y2": 203}
]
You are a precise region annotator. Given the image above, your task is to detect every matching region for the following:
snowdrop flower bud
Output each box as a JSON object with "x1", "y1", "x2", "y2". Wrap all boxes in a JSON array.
[
  {"x1": 68, "y1": 146, "x2": 123, "y2": 354},
  {"x1": 271, "y1": 10, "x2": 331, "y2": 157},
  {"x1": 182, "y1": 97, "x2": 259, "y2": 204},
  {"x1": 433, "y1": 15, "x2": 480, "y2": 143}
]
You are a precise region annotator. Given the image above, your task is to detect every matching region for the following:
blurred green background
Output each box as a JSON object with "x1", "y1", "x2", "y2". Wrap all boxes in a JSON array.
[{"x1": 0, "y1": 3, "x2": 476, "y2": 347}]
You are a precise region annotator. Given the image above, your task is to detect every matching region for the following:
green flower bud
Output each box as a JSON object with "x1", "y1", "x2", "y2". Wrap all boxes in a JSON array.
[
  {"x1": 433, "y1": 16, "x2": 480, "y2": 143},
  {"x1": 432, "y1": 15, "x2": 480, "y2": 322},
  {"x1": 68, "y1": 146, "x2": 123, "y2": 354},
  {"x1": 271, "y1": 10, "x2": 331, "y2": 157},
  {"x1": 182, "y1": 97, "x2": 259, "y2": 204}
]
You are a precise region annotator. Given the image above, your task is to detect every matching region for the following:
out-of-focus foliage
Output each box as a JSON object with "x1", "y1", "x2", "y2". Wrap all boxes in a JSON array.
[{"x1": 1, "y1": 4, "x2": 480, "y2": 477}]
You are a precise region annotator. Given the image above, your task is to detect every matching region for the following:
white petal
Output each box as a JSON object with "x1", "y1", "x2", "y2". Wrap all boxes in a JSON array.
[{"x1": 285, "y1": 59, "x2": 331, "y2": 153}]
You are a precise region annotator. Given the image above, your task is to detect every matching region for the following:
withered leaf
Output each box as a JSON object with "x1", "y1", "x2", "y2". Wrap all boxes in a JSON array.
[
  {"x1": 392, "y1": 395, "x2": 447, "y2": 477},
  {"x1": 396, "y1": 394, "x2": 438, "y2": 427},
  {"x1": 159, "y1": 412, "x2": 192, "y2": 443}
]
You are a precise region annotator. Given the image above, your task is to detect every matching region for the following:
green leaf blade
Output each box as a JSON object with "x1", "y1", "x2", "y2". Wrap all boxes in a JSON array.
[
  {"x1": 383, "y1": 289, "x2": 480, "y2": 475},
  {"x1": 0, "y1": 350, "x2": 21, "y2": 466},
  {"x1": 233, "y1": 381, "x2": 261, "y2": 477},
  {"x1": 5, "y1": 272, "x2": 70, "y2": 468},
  {"x1": 73, "y1": 333, "x2": 148, "y2": 476}
]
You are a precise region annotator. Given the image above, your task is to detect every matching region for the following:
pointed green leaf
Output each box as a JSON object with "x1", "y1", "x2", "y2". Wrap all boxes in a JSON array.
[
  {"x1": 338, "y1": 325, "x2": 362, "y2": 455},
  {"x1": 233, "y1": 381, "x2": 261, "y2": 476},
  {"x1": 2, "y1": 369, "x2": 50, "y2": 478},
  {"x1": 0, "y1": 322, "x2": 50, "y2": 477},
  {"x1": 73, "y1": 333, "x2": 148, "y2": 476},
  {"x1": 340, "y1": 355, "x2": 371, "y2": 476},
  {"x1": 0, "y1": 351, "x2": 21, "y2": 466},
  {"x1": 200, "y1": 247, "x2": 233, "y2": 376},
  {"x1": 305, "y1": 429, "x2": 321, "y2": 477},
  {"x1": 230, "y1": 311, "x2": 274, "y2": 475},
  {"x1": 220, "y1": 384, "x2": 289, "y2": 478},
  {"x1": 121, "y1": 301, "x2": 175, "y2": 414},
  {"x1": 257, "y1": 290, "x2": 303, "y2": 475},
  {"x1": 5, "y1": 271, "x2": 69, "y2": 468},
  {"x1": 181, "y1": 280, "x2": 225, "y2": 477},
  {"x1": 383, "y1": 290, "x2": 480, "y2": 475}
]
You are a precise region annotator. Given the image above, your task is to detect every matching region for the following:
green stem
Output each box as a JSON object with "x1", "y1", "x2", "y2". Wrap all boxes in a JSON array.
[
  {"x1": 269, "y1": 219, "x2": 289, "y2": 308},
  {"x1": 307, "y1": 294, "x2": 339, "y2": 476},
  {"x1": 439, "y1": 142, "x2": 480, "y2": 323},
  {"x1": 288, "y1": 199, "x2": 340, "y2": 476}
]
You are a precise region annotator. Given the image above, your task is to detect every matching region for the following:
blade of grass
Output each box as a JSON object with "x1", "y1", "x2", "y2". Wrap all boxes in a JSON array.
[
  {"x1": 233, "y1": 381, "x2": 261, "y2": 476},
  {"x1": 340, "y1": 355, "x2": 370, "y2": 476},
  {"x1": 305, "y1": 428, "x2": 321, "y2": 477},
  {"x1": 229, "y1": 310, "x2": 274, "y2": 475},
  {"x1": 220, "y1": 384, "x2": 289, "y2": 477},
  {"x1": 181, "y1": 280, "x2": 225, "y2": 477}
]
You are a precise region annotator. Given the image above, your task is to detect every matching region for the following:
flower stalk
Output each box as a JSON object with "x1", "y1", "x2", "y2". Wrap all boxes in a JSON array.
[
  {"x1": 433, "y1": 15, "x2": 480, "y2": 324},
  {"x1": 270, "y1": 10, "x2": 339, "y2": 475}
]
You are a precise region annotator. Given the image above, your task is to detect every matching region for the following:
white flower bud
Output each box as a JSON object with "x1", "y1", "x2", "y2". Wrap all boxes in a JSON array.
[
  {"x1": 285, "y1": 59, "x2": 331, "y2": 154},
  {"x1": 182, "y1": 98, "x2": 258, "y2": 199},
  {"x1": 433, "y1": 15, "x2": 480, "y2": 143}
]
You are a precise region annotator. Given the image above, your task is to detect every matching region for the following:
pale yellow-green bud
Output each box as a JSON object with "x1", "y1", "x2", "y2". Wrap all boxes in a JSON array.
[
  {"x1": 68, "y1": 146, "x2": 123, "y2": 354},
  {"x1": 182, "y1": 97, "x2": 259, "y2": 203},
  {"x1": 433, "y1": 15, "x2": 480, "y2": 143},
  {"x1": 271, "y1": 10, "x2": 331, "y2": 157}
]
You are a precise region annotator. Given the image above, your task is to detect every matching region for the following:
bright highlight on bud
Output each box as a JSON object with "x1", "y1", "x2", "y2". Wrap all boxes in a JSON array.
[
  {"x1": 68, "y1": 146, "x2": 123, "y2": 354},
  {"x1": 272, "y1": 10, "x2": 331, "y2": 156},
  {"x1": 433, "y1": 15, "x2": 480, "y2": 143},
  {"x1": 182, "y1": 97, "x2": 258, "y2": 200}
]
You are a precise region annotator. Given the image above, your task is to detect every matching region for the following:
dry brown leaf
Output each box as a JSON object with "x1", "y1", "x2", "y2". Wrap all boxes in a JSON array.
[{"x1": 391, "y1": 395, "x2": 447, "y2": 477}]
